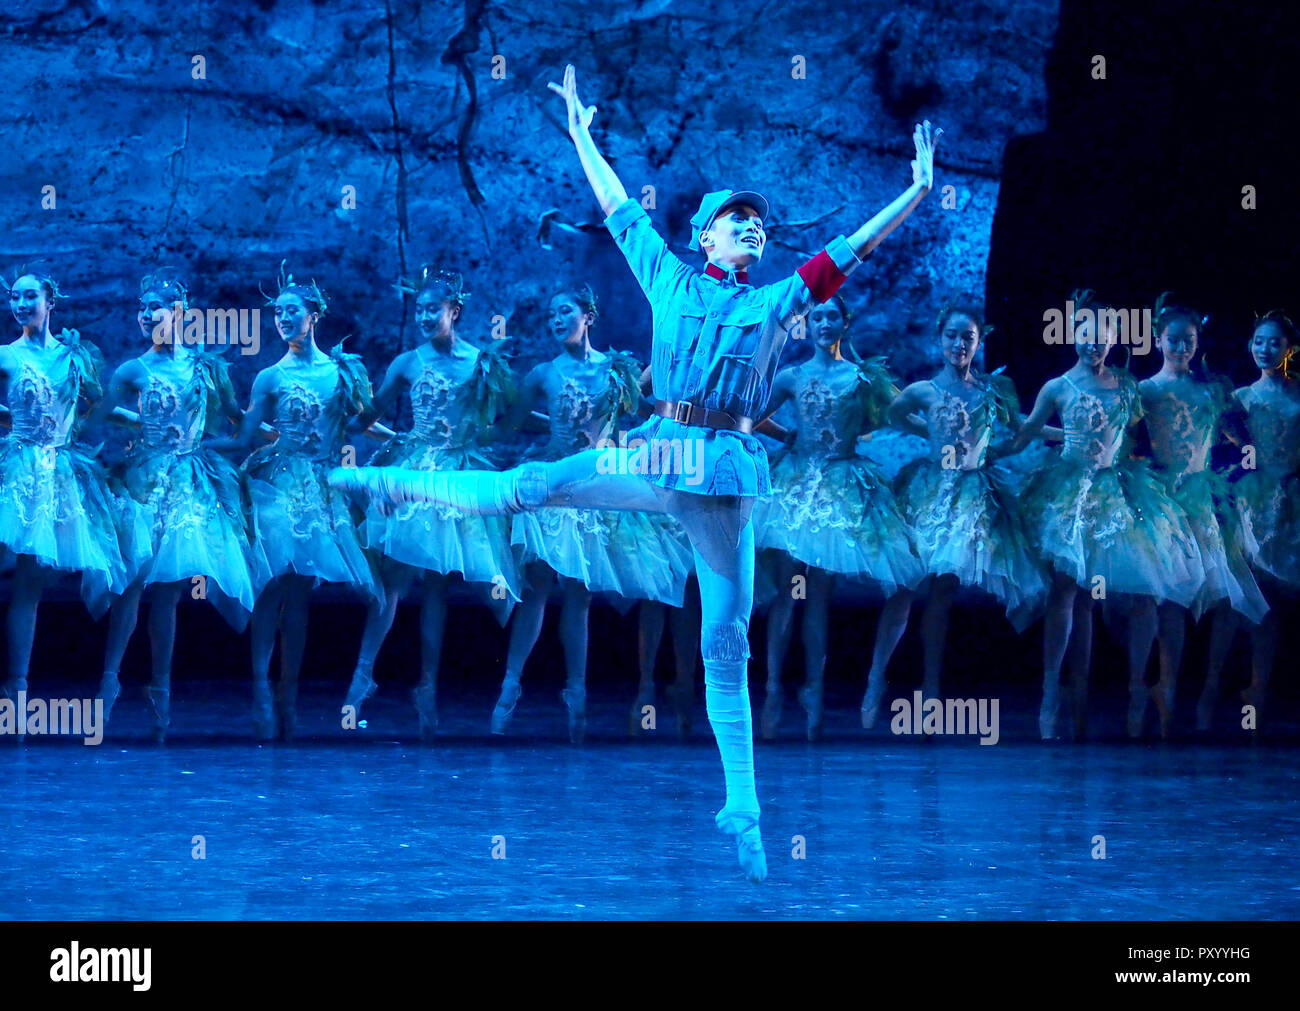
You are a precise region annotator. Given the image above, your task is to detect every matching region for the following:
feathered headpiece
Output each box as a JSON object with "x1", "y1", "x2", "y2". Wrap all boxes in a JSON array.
[
  {"x1": 396, "y1": 265, "x2": 471, "y2": 309},
  {"x1": 263, "y1": 260, "x2": 327, "y2": 316}
]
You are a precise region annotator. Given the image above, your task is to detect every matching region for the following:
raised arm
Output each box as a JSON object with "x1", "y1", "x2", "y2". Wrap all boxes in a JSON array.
[
  {"x1": 846, "y1": 121, "x2": 941, "y2": 260},
  {"x1": 548, "y1": 65, "x2": 628, "y2": 217}
]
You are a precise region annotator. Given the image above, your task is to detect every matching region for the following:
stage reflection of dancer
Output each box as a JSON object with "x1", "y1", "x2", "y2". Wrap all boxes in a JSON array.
[
  {"x1": 1225, "y1": 311, "x2": 1300, "y2": 729},
  {"x1": 341, "y1": 268, "x2": 521, "y2": 741},
  {"x1": 332, "y1": 65, "x2": 940, "y2": 881},
  {"x1": 998, "y1": 292, "x2": 1204, "y2": 740},
  {"x1": 1137, "y1": 296, "x2": 1268, "y2": 738},
  {"x1": 885, "y1": 297, "x2": 1046, "y2": 720},
  {"x1": 88, "y1": 272, "x2": 261, "y2": 741},
  {"x1": 492, "y1": 284, "x2": 685, "y2": 744},
  {"x1": 0, "y1": 270, "x2": 131, "y2": 704},
  {"x1": 753, "y1": 294, "x2": 922, "y2": 740},
  {"x1": 211, "y1": 267, "x2": 382, "y2": 741}
]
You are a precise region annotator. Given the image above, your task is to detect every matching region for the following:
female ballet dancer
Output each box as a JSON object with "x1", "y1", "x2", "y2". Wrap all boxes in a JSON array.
[
  {"x1": 210, "y1": 267, "x2": 382, "y2": 740},
  {"x1": 752, "y1": 293, "x2": 922, "y2": 740},
  {"x1": 998, "y1": 292, "x2": 1204, "y2": 740},
  {"x1": 1137, "y1": 295, "x2": 1268, "y2": 737},
  {"x1": 1223, "y1": 311, "x2": 1300, "y2": 728},
  {"x1": 332, "y1": 64, "x2": 941, "y2": 881},
  {"x1": 341, "y1": 268, "x2": 521, "y2": 741},
  {"x1": 0, "y1": 270, "x2": 132, "y2": 704},
  {"x1": 490, "y1": 284, "x2": 686, "y2": 744},
  {"x1": 884, "y1": 297, "x2": 1046, "y2": 719},
  {"x1": 87, "y1": 271, "x2": 262, "y2": 741}
]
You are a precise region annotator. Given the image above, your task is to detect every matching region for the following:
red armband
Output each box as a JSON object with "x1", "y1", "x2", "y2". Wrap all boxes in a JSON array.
[{"x1": 796, "y1": 249, "x2": 848, "y2": 303}]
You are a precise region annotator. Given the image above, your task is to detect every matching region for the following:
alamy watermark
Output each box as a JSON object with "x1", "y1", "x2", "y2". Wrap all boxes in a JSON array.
[
  {"x1": 151, "y1": 301, "x2": 261, "y2": 355},
  {"x1": 0, "y1": 691, "x2": 104, "y2": 744},
  {"x1": 1042, "y1": 300, "x2": 1152, "y2": 356},
  {"x1": 50, "y1": 942, "x2": 151, "y2": 990},
  {"x1": 595, "y1": 433, "x2": 705, "y2": 486},
  {"x1": 890, "y1": 691, "x2": 1000, "y2": 745}
]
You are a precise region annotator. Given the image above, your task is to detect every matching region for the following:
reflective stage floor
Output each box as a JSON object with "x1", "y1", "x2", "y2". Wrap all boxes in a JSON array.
[{"x1": 2, "y1": 681, "x2": 1297, "y2": 919}]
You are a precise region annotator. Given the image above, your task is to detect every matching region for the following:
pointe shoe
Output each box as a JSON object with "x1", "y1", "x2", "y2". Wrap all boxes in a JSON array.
[
  {"x1": 1039, "y1": 679, "x2": 1061, "y2": 740},
  {"x1": 666, "y1": 680, "x2": 694, "y2": 739},
  {"x1": 716, "y1": 806, "x2": 767, "y2": 884},
  {"x1": 627, "y1": 687, "x2": 655, "y2": 737},
  {"x1": 860, "y1": 675, "x2": 887, "y2": 730},
  {"x1": 98, "y1": 674, "x2": 122, "y2": 723},
  {"x1": 276, "y1": 681, "x2": 298, "y2": 742},
  {"x1": 342, "y1": 667, "x2": 378, "y2": 720},
  {"x1": 251, "y1": 681, "x2": 275, "y2": 741},
  {"x1": 1126, "y1": 686, "x2": 1147, "y2": 739},
  {"x1": 146, "y1": 686, "x2": 171, "y2": 743},
  {"x1": 1195, "y1": 682, "x2": 1218, "y2": 731},
  {"x1": 562, "y1": 687, "x2": 587, "y2": 745},
  {"x1": 760, "y1": 686, "x2": 783, "y2": 740},
  {"x1": 799, "y1": 683, "x2": 824, "y2": 742},
  {"x1": 490, "y1": 680, "x2": 522, "y2": 735},
  {"x1": 412, "y1": 683, "x2": 438, "y2": 743},
  {"x1": 1150, "y1": 680, "x2": 1176, "y2": 740}
]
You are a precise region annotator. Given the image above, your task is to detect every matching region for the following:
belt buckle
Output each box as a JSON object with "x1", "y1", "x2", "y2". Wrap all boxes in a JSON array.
[{"x1": 672, "y1": 401, "x2": 694, "y2": 426}]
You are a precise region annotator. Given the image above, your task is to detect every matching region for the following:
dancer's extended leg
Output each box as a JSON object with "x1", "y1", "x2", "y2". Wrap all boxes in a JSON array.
[{"x1": 332, "y1": 450, "x2": 767, "y2": 880}]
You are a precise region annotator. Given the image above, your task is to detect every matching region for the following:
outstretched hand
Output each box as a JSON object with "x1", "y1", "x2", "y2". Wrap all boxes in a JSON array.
[
  {"x1": 911, "y1": 120, "x2": 942, "y2": 189},
  {"x1": 547, "y1": 64, "x2": 596, "y2": 137}
]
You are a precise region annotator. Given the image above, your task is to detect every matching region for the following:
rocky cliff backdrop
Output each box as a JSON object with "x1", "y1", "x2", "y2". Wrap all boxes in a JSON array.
[{"x1": 3, "y1": 0, "x2": 1056, "y2": 404}]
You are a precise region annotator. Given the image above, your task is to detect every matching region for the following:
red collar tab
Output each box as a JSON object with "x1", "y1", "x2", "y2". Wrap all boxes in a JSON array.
[{"x1": 704, "y1": 263, "x2": 749, "y2": 285}]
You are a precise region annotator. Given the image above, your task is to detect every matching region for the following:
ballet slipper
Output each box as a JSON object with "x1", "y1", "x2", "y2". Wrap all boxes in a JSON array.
[
  {"x1": 760, "y1": 684, "x2": 783, "y2": 740},
  {"x1": 490, "y1": 679, "x2": 522, "y2": 735},
  {"x1": 666, "y1": 679, "x2": 694, "y2": 740},
  {"x1": 562, "y1": 687, "x2": 587, "y2": 745},
  {"x1": 251, "y1": 680, "x2": 275, "y2": 741},
  {"x1": 342, "y1": 667, "x2": 378, "y2": 719},
  {"x1": 412, "y1": 683, "x2": 438, "y2": 743},
  {"x1": 627, "y1": 685, "x2": 655, "y2": 737},
  {"x1": 1150, "y1": 678, "x2": 1176, "y2": 740},
  {"x1": 860, "y1": 673, "x2": 887, "y2": 730},
  {"x1": 716, "y1": 806, "x2": 767, "y2": 884},
  {"x1": 1039, "y1": 677, "x2": 1061, "y2": 740},
  {"x1": 799, "y1": 682, "x2": 824, "y2": 742},
  {"x1": 146, "y1": 686, "x2": 171, "y2": 744},
  {"x1": 98, "y1": 672, "x2": 122, "y2": 723}
]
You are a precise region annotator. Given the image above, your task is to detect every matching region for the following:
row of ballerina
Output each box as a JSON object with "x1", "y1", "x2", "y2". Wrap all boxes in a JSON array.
[{"x1": 2, "y1": 267, "x2": 1297, "y2": 744}]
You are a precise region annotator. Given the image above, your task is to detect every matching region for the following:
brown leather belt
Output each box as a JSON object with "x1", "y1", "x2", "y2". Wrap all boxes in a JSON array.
[{"x1": 654, "y1": 399, "x2": 754, "y2": 434}]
